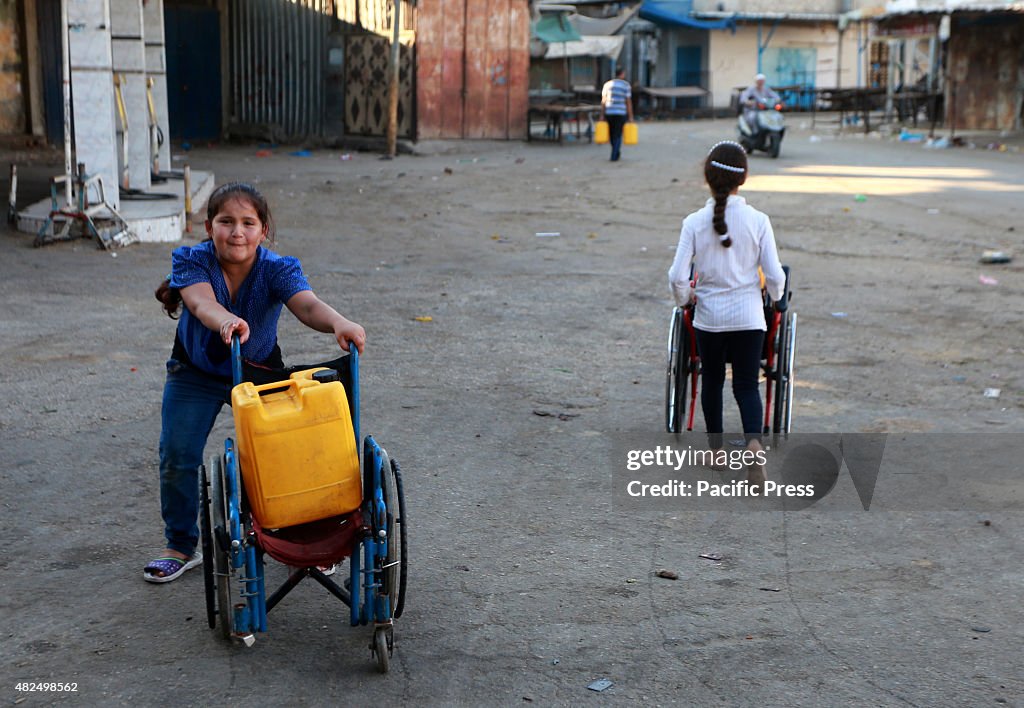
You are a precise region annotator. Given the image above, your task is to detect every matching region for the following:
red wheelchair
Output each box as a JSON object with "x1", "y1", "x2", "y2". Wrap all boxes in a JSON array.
[{"x1": 666, "y1": 265, "x2": 796, "y2": 437}]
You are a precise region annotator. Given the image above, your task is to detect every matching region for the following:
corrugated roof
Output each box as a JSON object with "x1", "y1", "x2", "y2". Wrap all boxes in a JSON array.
[
  {"x1": 881, "y1": 0, "x2": 1024, "y2": 14},
  {"x1": 692, "y1": 11, "x2": 840, "y2": 21}
]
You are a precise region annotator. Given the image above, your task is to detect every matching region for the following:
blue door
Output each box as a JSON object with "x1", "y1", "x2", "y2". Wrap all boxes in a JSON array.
[
  {"x1": 763, "y1": 47, "x2": 816, "y2": 110},
  {"x1": 37, "y1": 0, "x2": 65, "y2": 146},
  {"x1": 165, "y1": 5, "x2": 222, "y2": 141},
  {"x1": 675, "y1": 45, "x2": 703, "y2": 109}
]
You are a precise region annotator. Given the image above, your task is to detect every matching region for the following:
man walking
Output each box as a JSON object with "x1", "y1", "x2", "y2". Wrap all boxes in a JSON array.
[{"x1": 600, "y1": 68, "x2": 633, "y2": 162}]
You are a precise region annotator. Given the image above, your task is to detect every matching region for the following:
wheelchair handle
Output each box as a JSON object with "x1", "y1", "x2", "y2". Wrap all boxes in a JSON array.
[
  {"x1": 231, "y1": 334, "x2": 243, "y2": 387},
  {"x1": 774, "y1": 265, "x2": 791, "y2": 313}
]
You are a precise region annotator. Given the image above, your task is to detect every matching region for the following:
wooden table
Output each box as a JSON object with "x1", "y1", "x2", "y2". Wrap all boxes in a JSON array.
[
  {"x1": 527, "y1": 103, "x2": 603, "y2": 144},
  {"x1": 641, "y1": 86, "x2": 710, "y2": 116}
]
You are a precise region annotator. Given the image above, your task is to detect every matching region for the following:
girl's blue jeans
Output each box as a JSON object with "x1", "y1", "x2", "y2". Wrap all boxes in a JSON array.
[{"x1": 159, "y1": 359, "x2": 232, "y2": 556}]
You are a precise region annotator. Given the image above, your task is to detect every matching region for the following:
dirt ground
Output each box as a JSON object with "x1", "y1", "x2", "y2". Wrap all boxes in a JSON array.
[{"x1": 2, "y1": 117, "x2": 1023, "y2": 706}]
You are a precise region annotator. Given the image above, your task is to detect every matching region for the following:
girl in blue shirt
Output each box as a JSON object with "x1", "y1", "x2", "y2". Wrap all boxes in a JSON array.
[{"x1": 144, "y1": 182, "x2": 365, "y2": 583}]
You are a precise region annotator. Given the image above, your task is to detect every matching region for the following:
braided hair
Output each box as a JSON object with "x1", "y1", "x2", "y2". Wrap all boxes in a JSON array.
[{"x1": 703, "y1": 141, "x2": 748, "y2": 248}]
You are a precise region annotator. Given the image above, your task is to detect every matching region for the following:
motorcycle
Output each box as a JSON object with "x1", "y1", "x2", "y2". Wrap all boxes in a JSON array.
[{"x1": 738, "y1": 101, "x2": 785, "y2": 158}]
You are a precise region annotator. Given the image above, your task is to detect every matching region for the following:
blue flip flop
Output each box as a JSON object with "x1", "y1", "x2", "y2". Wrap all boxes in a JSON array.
[{"x1": 143, "y1": 553, "x2": 203, "y2": 584}]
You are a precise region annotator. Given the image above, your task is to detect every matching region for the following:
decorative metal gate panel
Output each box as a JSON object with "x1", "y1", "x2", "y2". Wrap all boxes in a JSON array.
[{"x1": 344, "y1": 35, "x2": 414, "y2": 137}]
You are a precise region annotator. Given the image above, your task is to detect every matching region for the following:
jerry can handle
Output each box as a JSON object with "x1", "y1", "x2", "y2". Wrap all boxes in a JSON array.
[{"x1": 231, "y1": 334, "x2": 243, "y2": 387}]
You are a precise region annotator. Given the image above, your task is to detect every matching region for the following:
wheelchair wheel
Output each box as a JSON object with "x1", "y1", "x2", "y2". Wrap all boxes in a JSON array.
[
  {"x1": 782, "y1": 312, "x2": 797, "y2": 434},
  {"x1": 373, "y1": 625, "x2": 393, "y2": 674},
  {"x1": 666, "y1": 307, "x2": 689, "y2": 433},
  {"x1": 388, "y1": 457, "x2": 408, "y2": 619},
  {"x1": 210, "y1": 454, "x2": 234, "y2": 640},
  {"x1": 771, "y1": 311, "x2": 790, "y2": 436},
  {"x1": 378, "y1": 449, "x2": 407, "y2": 620},
  {"x1": 200, "y1": 464, "x2": 216, "y2": 630}
]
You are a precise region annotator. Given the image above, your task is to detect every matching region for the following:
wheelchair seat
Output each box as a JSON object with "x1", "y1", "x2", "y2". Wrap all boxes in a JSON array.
[{"x1": 253, "y1": 510, "x2": 363, "y2": 568}]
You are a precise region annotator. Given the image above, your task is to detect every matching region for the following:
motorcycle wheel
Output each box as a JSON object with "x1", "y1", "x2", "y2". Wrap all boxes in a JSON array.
[{"x1": 768, "y1": 133, "x2": 781, "y2": 158}]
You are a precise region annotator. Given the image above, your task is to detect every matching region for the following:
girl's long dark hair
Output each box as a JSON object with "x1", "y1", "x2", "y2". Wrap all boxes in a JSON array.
[
  {"x1": 703, "y1": 142, "x2": 748, "y2": 248},
  {"x1": 155, "y1": 182, "x2": 275, "y2": 318}
]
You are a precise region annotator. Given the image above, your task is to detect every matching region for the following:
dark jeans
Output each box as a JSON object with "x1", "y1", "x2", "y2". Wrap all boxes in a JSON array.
[
  {"x1": 695, "y1": 328, "x2": 765, "y2": 449},
  {"x1": 158, "y1": 359, "x2": 232, "y2": 556},
  {"x1": 607, "y1": 114, "x2": 627, "y2": 160}
]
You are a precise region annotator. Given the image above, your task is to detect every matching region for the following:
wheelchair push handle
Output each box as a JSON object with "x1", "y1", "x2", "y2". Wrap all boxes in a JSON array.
[
  {"x1": 230, "y1": 333, "x2": 360, "y2": 389},
  {"x1": 774, "y1": 265, "x2": 792, "y2": 313},
  {"x1": 231, "y1": 334, "x2": 243, "y2": 387}
]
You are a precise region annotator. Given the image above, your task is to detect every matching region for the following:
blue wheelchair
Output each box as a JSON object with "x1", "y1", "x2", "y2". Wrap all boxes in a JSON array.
[{"x1": 199, "y1": 337, "x2": 408, "y2": 672}]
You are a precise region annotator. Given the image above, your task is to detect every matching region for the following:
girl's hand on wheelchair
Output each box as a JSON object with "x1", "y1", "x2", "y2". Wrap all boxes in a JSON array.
[
  {"x1": 220, "y1": 317, "x2": 250, "y2": 345},
  {"x1": 333, "y1": 319, "x2": 366, "y2": 354}
]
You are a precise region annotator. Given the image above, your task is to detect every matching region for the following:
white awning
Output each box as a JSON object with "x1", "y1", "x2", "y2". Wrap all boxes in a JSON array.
[{"x1": 544, "y1": 35, "x2": 626, "y2": 60}]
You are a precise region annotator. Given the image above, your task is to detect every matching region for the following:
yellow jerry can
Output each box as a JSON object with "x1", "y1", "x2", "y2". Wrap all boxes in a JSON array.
[
  {"x1": 594, "y1": 120, "x2": 610, "y2": 144},
  {"x1": 623, "y1": 122, "x2": 638, "y2": 145},
  {"x1": 232, "y1": 369, "x2": 361, "y2": 529}
]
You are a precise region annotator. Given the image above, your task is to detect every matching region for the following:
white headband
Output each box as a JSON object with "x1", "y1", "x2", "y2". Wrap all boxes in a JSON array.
[
  {"x1": 710, "y1": 160, "x2": 745, "y2": 173},
  {"x1": 708, "y1": 140, "x2": 744, "y2": 154},
  {"x1": 707, "y1": 140, "x2": 746, "y2": 173}
]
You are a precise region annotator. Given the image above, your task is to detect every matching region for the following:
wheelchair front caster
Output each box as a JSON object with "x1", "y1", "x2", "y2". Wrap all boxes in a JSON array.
[{"x1": 372, "y1": 625, "x2": 393, "y2": 673}]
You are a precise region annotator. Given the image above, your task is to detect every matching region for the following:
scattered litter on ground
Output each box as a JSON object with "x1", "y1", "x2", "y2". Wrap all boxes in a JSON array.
[
  {"x1": 951, "y1": 376, "x2": 966, "y2": 383},
  {"x1": 853, "y1": 194, "x2": 867, "y2": 202},
  {"x1": 927, "y1": 208, "x2": 940, "y2": 214},
  {"x1": 551, "y1": 659, "x2": 559, "y2": 665},
  {"x1": 899, "y1": 130, "x2": 924, "y2": 142},
  {"x1": 655, "y1": 569, "x2": 679, "y2": 580},
  {"x1": 842, "y1": 207, "x2": 851, "y2": 212},
  {"x1": 640, "y1": 246, "x2": 648, "y2": 252},
  {"x1": 809, "y1": 135, "x2": 822, "y2": 143},
  {"x1": 587, "y1": 679, "x2": 613, "y2": 692},
  {"x1": 699, "y1": 553, "x2": 723, "y2": 561},
  {"x1": 983, "y1": 388, "x2": 1001, "y2": 399},
  {"x1": 289, "y1": 150, "x2": 311, "y2": 157},
  {"x1": 971, "y1": 626, "x2": 992, "y2": 633},
  {"x1": 759, "y1": 587, "x2": 781, "y2": 592},
  {"x1": 443, "y1": 167, "x2": 453, "y2": 175},
  {"x1": 587, "y1": 232, "x2": 597, "y2": 239},
  {"x1": 981, "y1": 519, "x2": 993, "y2": 526},
  {"x1": 980, "y1": 251, "x2": 1012, "y2": 264},
  {"x1": 340, "y1": 153, "x2": 352, "y2": 160},
  {"x1": 831, "y1": 312, "x2": 848, "y2": 318},
  {"x1": 515, "y1": 157, "x2": 525, "y2": 164},
  {"x1": 979, "y1": 274, "x2": 998, "y2": 286},
  {"x1": 535, "y1": 232, "x2": 560, "y2": 238},
  {"x1": 457, "y1": 158, "x2": 483, "y2": 163},
  {"x1": 625, "y1": 578, "x2": 637, "y2": 584},
  {"x1": 923, "y1": 137, "x2": 949, "y2": 149},
  {"x1": 413, "y1": 316, "x2": 433, "y2": 323},
  {"x1": 255, "y1": 149, "x2": 272, "y2": 158}
]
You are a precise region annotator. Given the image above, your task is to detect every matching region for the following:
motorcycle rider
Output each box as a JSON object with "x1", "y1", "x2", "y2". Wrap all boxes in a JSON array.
[{"x1": 739, "y1": 74, "x2": 781, "y2": 139}]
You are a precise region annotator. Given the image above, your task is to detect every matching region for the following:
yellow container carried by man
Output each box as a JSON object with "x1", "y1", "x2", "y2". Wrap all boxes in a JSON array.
[
  {"x1": 594, "y1": 120, "x2": 610, "y2": 144},
  {"x1": 623, "y1": 122, "x2": 638, "y2": 145},
  {"x1": 231, "y1": 369, "x2": 361, "y2": 529}
]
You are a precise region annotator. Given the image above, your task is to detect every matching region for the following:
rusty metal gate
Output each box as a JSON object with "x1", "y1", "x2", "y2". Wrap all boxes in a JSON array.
[
  {"x1": 416, "y1": 0, "x2": 530, "y2": 140},
  {"x1": 344, "y1": 35, "x2": 415, "y2": 138}
]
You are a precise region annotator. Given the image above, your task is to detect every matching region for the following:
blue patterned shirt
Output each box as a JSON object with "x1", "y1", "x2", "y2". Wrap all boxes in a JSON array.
[{"x1": 169, "y1": 241, "x2": 311, "y2": 377}]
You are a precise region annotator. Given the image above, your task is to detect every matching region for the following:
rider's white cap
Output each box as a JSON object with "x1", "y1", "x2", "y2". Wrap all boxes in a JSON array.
[{"x1": 755, "y1": 73, "x2": 766, "y2": 81}]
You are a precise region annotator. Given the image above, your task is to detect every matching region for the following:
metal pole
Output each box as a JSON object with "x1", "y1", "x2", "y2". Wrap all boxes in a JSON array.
[
  {"x1": 60, "y1": 0, "x2": 73, "y2": 207},
  {"x1": 184, "y1": 164, "x2": 192, "y2": 233},
  {"x1": 386, "y1": 0, "x2": 401, "y2": 157}
]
